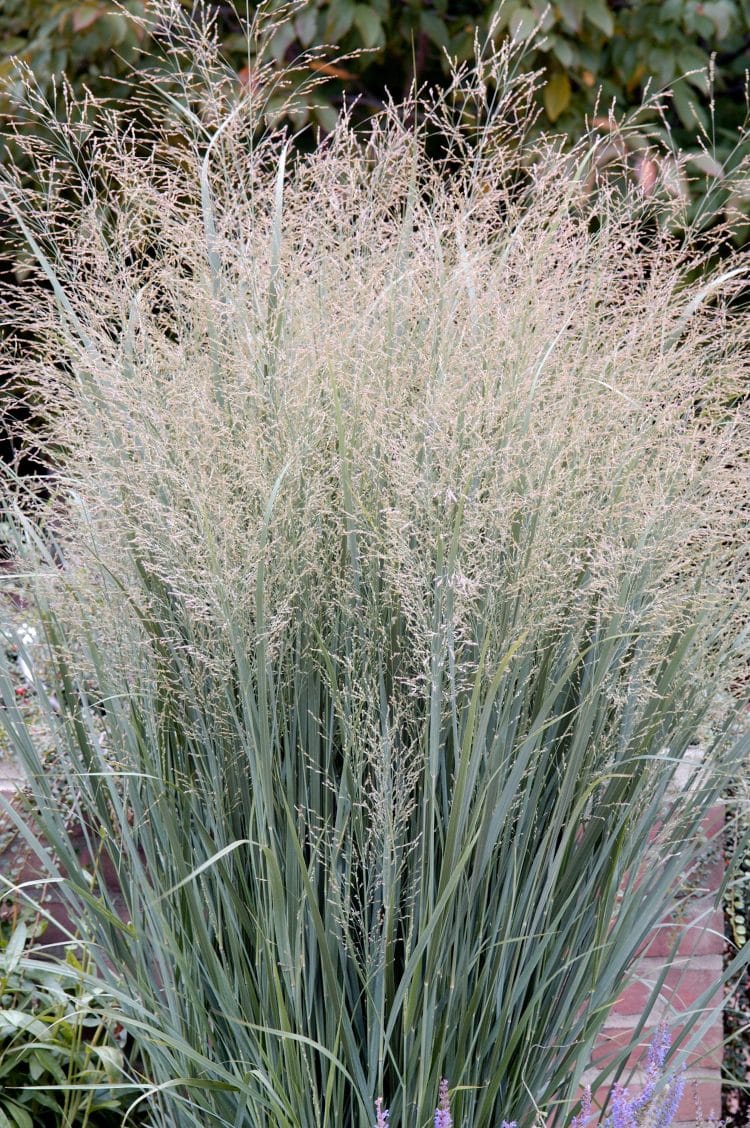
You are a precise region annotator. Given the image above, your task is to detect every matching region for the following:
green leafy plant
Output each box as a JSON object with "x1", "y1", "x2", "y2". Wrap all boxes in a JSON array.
[
  {"x1": 0, "y1": 904, "x2": 134, "y2": 1127},
  {"x1": 0, "y1": 6, "x2": 749, "y2": 1126},
  {"x1": 2, "y1": 1, "x2": 750, "y2": 216}
]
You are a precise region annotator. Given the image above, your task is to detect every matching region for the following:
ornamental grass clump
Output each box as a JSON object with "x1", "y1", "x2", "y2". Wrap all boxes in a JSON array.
[{"x1": 0, "y1": 4, "x2": 749, "y2": 1126}]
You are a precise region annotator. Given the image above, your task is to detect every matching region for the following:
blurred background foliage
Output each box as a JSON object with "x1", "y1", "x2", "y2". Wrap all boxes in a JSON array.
[{"x1": 1, "y1": 0, "x2": 750, "y2": 238}]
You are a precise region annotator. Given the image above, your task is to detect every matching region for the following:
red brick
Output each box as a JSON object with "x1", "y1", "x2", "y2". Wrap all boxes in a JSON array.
[
  {"x1": 610, "y1": 956, "x2": 723, "y2": 1017},
  {"x1": 590, "y1": 804, "x2": 725, "y2": 1119},
  {"x1": 642, "y1": 906, "x2": 725, "y2": 959},
  {"x1": 592, "y1": 1021, "x2": 723, "y2": 1073}
]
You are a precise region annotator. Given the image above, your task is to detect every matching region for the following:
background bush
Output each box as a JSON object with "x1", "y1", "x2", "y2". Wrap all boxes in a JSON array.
[{"x1": 2, "y1": 0, "x2": 750, "y2": 229}]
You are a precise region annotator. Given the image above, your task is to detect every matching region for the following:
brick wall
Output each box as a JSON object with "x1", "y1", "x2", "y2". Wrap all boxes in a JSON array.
[{"x1": 586, "y1": 805, "x2": 726, "y2": 1125}]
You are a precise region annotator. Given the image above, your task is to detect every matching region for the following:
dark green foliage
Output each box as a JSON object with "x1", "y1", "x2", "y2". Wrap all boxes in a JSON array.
[
  {"x1": 0, "y1": 2, "x2": 149, "y2": 132},
  {"x1": 0, "y1": 906, "x2": 137, "y2": 1127},
  {"x1": 2, "y1": 1, "x2": 749, "y2": 230}
]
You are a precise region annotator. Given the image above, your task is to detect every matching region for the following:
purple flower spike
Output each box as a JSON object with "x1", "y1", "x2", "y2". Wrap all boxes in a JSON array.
[
  {"x1": 647, "y1": 1021, "x2": 671, "y2": 1074},
  {"x1": 501, "y1": 1121, "x2": 518, "y2": 1128},
  {"x1": 435, "y1": 1077, "x2": 453, "y2": 1128},
  {"x1": 633, "y1": 1022, "x2": 672, "y2": 1114},
  {"x1": 653, "y1": 1066, "x2": 686, "y2": 1128},
  {"x1": 571, "y1": 1085, "x2": 592, "y2": 1128},
  {"x1": 374, "y1": 1096, "x2": 389, "y2": 1128},
  {"x1": 610, "y1": 1083, "x2": 637, "y2": 1128}
]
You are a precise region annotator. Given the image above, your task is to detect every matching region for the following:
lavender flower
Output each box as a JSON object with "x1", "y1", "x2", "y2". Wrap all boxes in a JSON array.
[
  {"x1": 653, "y1": 1068, "x2": 686, "y2": 1128},
  {"x1": 600, "y1": 1025, "x2": 686, "y2": 1128},
  {"x1": 571, "y1": 1085, "x2": 592, "y2": 1128},
  {"x1": 374, "y1": 1096, "x2": 389, "y2": 1128},
  {"x1": 435, "y1": 1078, "x2": 453, "y2": 1128},
  {"x1": 609, "y1": 1084, "x2": 637, "y2": 1128},
  {"x1": 647, "y1": 1022, "x2": 671, "y2": 1074},
  {"x1": 632, "y1": 1022, "x2": 671, "y2": 1114}
]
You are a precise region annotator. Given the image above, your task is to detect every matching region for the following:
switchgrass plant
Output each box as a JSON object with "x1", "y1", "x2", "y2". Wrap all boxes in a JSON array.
[{"x1": 0, "y1": 5, "x2": 749, "y2": 1125}]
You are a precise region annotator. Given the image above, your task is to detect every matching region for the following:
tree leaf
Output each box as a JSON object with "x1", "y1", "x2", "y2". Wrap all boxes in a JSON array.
[
  {"x1": 509, "y1": 8, "x2": 537, "y2": 41},
  {"x1": 702, "y1": 0, "x2": 735, "y2": 38},
  {"x1": 688, "y1": 151, "x2": 724, "y2": 178},
  {"x1": 325, "y1": 1, "x2": 355, "y2": 41},
  {"x1": 294, "y1": 9, "x2": 319, "y2": 47},
  {"x1": 352, "y1": 5, "x2": 384, "y2": 48},
  {"x1": 585, "y1": 0, "x2": 614, "y2": 36},
  {"x1": 70, "y1": 5, "x2": 102, "y2": 33},
  {"x1": 557, "y1": 0, "x2": 584, "y2": 31},
  {"x1": 544, "y1": 70, "x2": 571, "y2": 122},
  {"x1": 420, "y1": 11, "x2": 449, "y2": 50},
  {"x1": 550, "y1": 35, "x2": 577, "y2": 69},
  {"x1": 672, "y1": 82, "x2": 708, "y2": 131}
]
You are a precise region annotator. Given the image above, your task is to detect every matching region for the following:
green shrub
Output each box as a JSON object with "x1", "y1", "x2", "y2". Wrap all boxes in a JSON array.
[
  {"x1": 2, "y1": 1, "x2": 749, "y2": 229},
  {"x1": 0, "y1": 6, "x2": 749, "y2": 1126},
  {"x1": 0, "y1": 908, "x2": 135, "y2": 1127}
]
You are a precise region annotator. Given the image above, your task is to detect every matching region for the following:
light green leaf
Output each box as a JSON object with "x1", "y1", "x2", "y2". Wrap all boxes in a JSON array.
[
  {"x1": 325, "y1": 0, "x2": 355, "y2": 40},
  {"x1": 68, "y1": 5, "x2": 102, "y2": 34},
  {"x1": 93, "y1": 1044, "x2": 124, "y2": 1079},
  {"x1": 688, "y1": 151, "x2": 724, "y2": 178},
  {"x1": 269, "y1": 22, "x2": 296, "y2": 61},
  {"x1": 672, "y1": 82, "x2": 708, "y2": 130},
  {"x1": 492, "y1": 0, "x2": 521, "y2": 32},
  {"x1": 3, "y1": 1103, "x2": 33, "y2": 1128},
  {"x1": 352, "y1": 5, "x2": 384, "y2": 48},
  {"x1": 2, "y1": 922, "x2": 26, "y2": 974},
  {"x1": 702, "y1": 0, "x2": 735, "y2": 38},
  {"x1": 294, "y1": 9, "x2": 319, "y2": 46},
  {"x1": 557, "y1": 0, "x2": 584, "y2": 31},
  {"x1": 544, "y1": 70, "x2": 571, "y2": 121},
  {"x1": 27, "y1": 1047, "x2": 66, "y2": 1085},
  {"x1": 313, "y1": 102, "x2": 340, "y2": 132},
  {"x1": 533, "y1": 3, "x2": 557, "y2": 32},
  {"x1": 420, "y1": 11, "x2": 449, "y2": 50},
  {"x1": 0, "y1": 1009, "x2": 50, "y2": 1040},
  {"x1": 509, "y1": 7, "x2": 537, "y2": 41},
  {"x1": 585, "y1": 0, "x2": 614, "y2": 36},
  {"x1": 550, "y1": 35, "x2": 577, "y2": 69}
]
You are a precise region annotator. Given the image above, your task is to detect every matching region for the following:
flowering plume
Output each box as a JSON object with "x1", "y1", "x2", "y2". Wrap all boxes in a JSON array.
[
  {"x1": 375, "y1": 1096, "x2": 390, "y2": 1127},
  {"x1": 572, "y1": 1087, "x2": 593, "y2": 1128},
  {"x1": 597, "y1": 1025, "x2": 686, "y2": 1128},
  {"x1": 435, "y1": 1078, "x2": 453, "y2": 1128}
]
